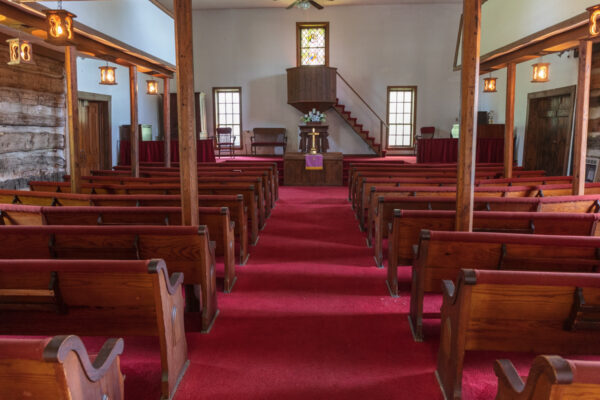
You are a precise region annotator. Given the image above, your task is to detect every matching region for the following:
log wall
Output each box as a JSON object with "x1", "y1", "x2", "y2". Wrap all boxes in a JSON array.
[{"x1": 0, "y1": 42, "x2": 66, "y2": 189}]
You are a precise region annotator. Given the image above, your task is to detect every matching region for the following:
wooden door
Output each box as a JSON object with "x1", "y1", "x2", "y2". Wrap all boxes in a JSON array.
[
  {"x1": 523, "y1": 86, "x2": 576, "y2": 176},
  {"x1": 78, "y1": 99, "x2": 110, "y2": 174}
]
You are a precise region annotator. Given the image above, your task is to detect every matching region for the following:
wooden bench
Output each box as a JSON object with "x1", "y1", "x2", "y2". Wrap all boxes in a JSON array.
[
  {"x1": 0, "y1": 335, "x2": 124, "y2": 400},
  {"x1": 0, "y1": 225, "x2": 218, "y2": 333},
  {"x1": 387, "y1": 210, "x2": 600, "y2": 294},
  {"x1": 366, "y1": 183, "x2": 600, "y2": 241},
  {"x1": 495, "y1": 355, "x2": 600, "y2": 400},
  {"x1": 0, "y1": 259, "x2": 188, "y2": 400},
  {"x1": 436, "y1": 269, "x2": 600, "y2": 400},
  {"x1": 0, "y1": 204, "x2": 237, "y2": 292},
  {"x1": 28, "y1": 183, "x2": 262, "y2": 244},
  {"x1": 0, "y1": 190, "x2": 251, "y2": 261},
  {"x1": 410, "y1": 230, "x2": 600, "y2": 342},
  {"x1": 251, "y1": 127, "x2": 287, "y2": 155}
]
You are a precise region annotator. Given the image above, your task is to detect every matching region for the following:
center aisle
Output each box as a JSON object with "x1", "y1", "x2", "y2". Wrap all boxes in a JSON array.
[{"x1": 176, "y1": 186, "x2": 443, "y2": 399}]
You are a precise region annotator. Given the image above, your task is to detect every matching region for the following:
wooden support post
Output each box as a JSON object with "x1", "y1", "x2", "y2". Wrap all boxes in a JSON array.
[
  {"x1": 504, "y1": 63, "x2": 516, "y2": 179},
  {"x1": 163, "y1": 77, "x2": 171, "y2": 168},
  {"x1": 174, "y1": 0, "x2": 199, "y2": 226},
  {"x1": 573, "y1": 40, "x2": 593, "y2": 195},
  {"x1": 455, "y1": 0, "x2": 481, "y2": 232},
  {"x1": 65, "y1": 46, "x2": 81, "y2": 193},
  {"x1": 129, "y1": 66, "x2": 139, "y2": 178}
]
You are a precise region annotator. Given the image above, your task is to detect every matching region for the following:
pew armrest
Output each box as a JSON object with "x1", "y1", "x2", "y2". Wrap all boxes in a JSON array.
[
  {"x1": 412, "y1": 244, "x2": 419, "y2": 259},
  {"x1": 494, "y1": 359, "x2": 525, "y2": 394},
  {"x1": 441, "y1": 280, "x2": 455, "y2": 299}
]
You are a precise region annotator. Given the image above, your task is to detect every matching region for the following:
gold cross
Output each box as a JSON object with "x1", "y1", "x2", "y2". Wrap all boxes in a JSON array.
[{"x1": 308, "y1": 128, "x2": 320, "y2": 155}]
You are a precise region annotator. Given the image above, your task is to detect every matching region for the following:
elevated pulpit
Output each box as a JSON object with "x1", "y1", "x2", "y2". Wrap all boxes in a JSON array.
[{"x1": 299, "y1": 124, "x2": 329, "y2": 153}]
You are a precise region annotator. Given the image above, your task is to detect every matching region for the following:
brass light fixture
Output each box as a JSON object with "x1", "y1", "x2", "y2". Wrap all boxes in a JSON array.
[
  {"x1": 6, "y1": 38, "x2": 33, "y2": 65},
  {"x1": 588, "y1": 4, "x2": 600, "y2": 37},
  {"x1": 483, "y1": 75, "x2": 497, "y2": 93},
  {"x1": 44, "y1": 5, "x2": 75, "y2": 46},
  {"x1": 531, "y1": 62, "x2": 550, "y2": 83},
  {"x1": 146, "y1": 80, "x2": 159, "y2": 95},
  {"x1": 99, "y1": 65, "x2": 117, "y2": 85}
]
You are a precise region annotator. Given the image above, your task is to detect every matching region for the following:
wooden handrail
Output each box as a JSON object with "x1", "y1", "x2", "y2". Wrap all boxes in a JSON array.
[{"x1": 336, "y1": 72, "x2": 388, "y2": 127}]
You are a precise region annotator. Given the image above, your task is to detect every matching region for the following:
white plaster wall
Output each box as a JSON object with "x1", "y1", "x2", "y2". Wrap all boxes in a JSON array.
[
  {"x1": 192, "y1": 4, "x2": 462, "y2": 155},
  {"x1": 478, "y1": 52, "x2": 578, "y2": 165},
  {"x1": 43, "y1": 0, "x2": 175, "y2": 64},
  {"x1": 77, "y1": 57, "x2": 164, "y2": 165}
]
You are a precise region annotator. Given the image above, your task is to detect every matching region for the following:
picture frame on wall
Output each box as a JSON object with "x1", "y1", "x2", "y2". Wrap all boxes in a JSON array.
[{"x1": 585, "y1": 157, "x2": 599, "y2": 182}]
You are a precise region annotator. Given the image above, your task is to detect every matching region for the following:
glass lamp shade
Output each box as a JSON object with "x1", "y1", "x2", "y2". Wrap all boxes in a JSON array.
[
  {"x1": 44, "y1": 9, "x2": 75, "y2": 45},
  {"x1": 483, "y1": 77, "x2": 497, "y2": 93},
  {"x1": 99, "y1": 66, "x2": 117, "y2": 85},
  {"x1": 6, "y1": 38, "x2": 33, "y2": 65},
  {"x1": 588, "y1": 5, "x2": 600, "y2": 37},
  {"x1": 146, "y1": 80, "x2": 159, "y2": 95},
  {"x1": 531, "y1": 63, "x2": 550, "y2": 83},
  {"x1": 297, "y1": 0, "x2": 311, "y2": 9}
]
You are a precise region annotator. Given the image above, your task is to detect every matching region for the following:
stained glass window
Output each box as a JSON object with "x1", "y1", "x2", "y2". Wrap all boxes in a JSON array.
[
  {"x1": 213, "y1": 87, "x2": 242, "y2": 147},
  {"x1": 387, "y1": 87, "x2": 417, "y2": 148},
  {"x1": 297, "y1": 23, "x2": 328, "y2": 66}
]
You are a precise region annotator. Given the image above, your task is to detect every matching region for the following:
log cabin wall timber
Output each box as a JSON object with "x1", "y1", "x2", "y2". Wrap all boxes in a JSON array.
[{"x1": 0, "y1": 42, "x2": 66, "y2": 189}]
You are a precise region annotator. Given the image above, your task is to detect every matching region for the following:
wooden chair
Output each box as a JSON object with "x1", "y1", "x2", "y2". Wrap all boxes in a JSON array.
[
  {"x1": 215, "y1": 127, "x2": 235, "y2": 158},
  {"x1": 0, "y1": 259, "x2": 189, "y2": 400},
  {"x1": 410, "y1": 230, "x2": 600, "y2": 342},
  {"x1": 0, "y1": 335, "x2": 124, "y2": 400},
  {"x1": 0, "y1": 225, "x2": 218, "y2": 332},
  {"x1": 414, "y1": 126, "x2": 435, "y2": 155},
  {"x1": 495, "y1": 356, "x2": 600, "y2": 400},
  {"x1": 436, "y1": 269, "x2": 600, "y2": 400}
]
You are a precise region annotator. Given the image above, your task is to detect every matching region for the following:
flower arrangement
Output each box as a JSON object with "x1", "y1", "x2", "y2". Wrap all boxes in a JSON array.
[{"x1": 301, "y1": 108, "x2": 326, "y2": 124}]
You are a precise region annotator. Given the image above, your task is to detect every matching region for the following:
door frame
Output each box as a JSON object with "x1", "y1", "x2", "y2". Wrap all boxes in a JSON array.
[
  {"x1": 78, "y1": 91, "x2": 112, "y2": 169},
  {"x1": 523, "y1": 85, "x2": 576, "y2": 175}
]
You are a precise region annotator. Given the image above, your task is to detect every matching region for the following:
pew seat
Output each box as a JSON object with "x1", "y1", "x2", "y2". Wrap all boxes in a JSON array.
[
  {"x1": 436, "y1": 269, "x2": 600, "y2": 400},
  {"x1": 0, "y1": 204, "x2": 238, "y2": 292},
  {"x1": 0, "y1": 225, "x2": 218, "y2": 332},
  {"x1": 410, "y1": 230, "x2": 600, "y2": 342},
  {"x1": 0, "y1": 259, "x2": 188, "y2": 400},
  {"x1": 495, "y1": 355, "x2": 600, "y2": 400}
]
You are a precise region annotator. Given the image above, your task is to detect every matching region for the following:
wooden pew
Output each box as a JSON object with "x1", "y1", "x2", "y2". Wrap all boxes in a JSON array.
[
  {"x1": 0, "y1": 190, "x2": 251, "y2": 259},
  {"x1": 366, "y1": 183, "x2": 600, "y2": 242},
  {"x1": 0, "y1": 259, "x2": 188, "y2": 400},
  {"x1": 436, "y1": 269, "x2": 600, "y2": 400},
  {"x1": 387, "y1": 211, "x2": 600, "y2": 295},
  {"x1": 494, "y1": 356, "x2": 600, "y2": 400},
  {"x1": 411, "y1": 231, "x2": 600, "y2": 342},
  {"x1": 0, "y1": 204, "x2": 238, "y2": 292},
  {"x1": 27, "y1": 183, "x2": 262, "y2": 243},
  {"x1": 0, "y1": 335, "x2": 124, "y2": 400},
  {"x1": 0, "y1": 225, "x2": 218, "y2": 333}
]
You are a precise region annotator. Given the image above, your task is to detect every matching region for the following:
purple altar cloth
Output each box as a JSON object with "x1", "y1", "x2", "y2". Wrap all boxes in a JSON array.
[{"x1": 305, "y1": 154, "x2": 323, "y2": 170}]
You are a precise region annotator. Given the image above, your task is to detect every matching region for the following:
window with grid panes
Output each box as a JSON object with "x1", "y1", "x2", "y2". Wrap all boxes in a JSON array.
[
  {"x1": 213, "y1": 87, "x2": 242, "y2": 147},
  {"x1": 297, "y1": 22, "x2": 329, "y2": 66},
  {"x1": 387, "y1": 87, "x2": 417, "y2": 148}
]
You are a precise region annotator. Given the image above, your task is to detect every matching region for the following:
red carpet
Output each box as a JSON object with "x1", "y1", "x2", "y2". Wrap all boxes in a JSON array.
[{"x1": 83, "y1": 186, "x2": 594, "y2": 399}]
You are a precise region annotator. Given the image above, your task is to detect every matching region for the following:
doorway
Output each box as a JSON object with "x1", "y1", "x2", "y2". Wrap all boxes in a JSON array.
[
  {"x1": 78, "y1": 92, "x2": 111, "y2": 175},
  {"x1": 523, "y1": 86, "x2": 576, "y2": 176}
]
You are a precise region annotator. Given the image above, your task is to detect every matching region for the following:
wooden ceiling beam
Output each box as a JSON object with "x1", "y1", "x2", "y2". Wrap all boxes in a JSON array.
[{"x1": 0, "y1": 0, "x2": 174, "y2": 78}]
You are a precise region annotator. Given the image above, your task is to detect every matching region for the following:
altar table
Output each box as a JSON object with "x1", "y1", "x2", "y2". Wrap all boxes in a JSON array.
[
  {"x1": 416, "y1": 138, "x2": 503, "y2": 163},
  {"x1": 284, "y1": 152, "x2": 343, "y2": 186},
  {"x1": 118, "y1": 140, "x2": 216, "y2": 165}
]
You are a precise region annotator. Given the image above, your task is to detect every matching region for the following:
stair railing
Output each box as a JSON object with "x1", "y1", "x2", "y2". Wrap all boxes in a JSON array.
[{"x1": 336, "y1": 72, "x2": 388, "y2": 155}]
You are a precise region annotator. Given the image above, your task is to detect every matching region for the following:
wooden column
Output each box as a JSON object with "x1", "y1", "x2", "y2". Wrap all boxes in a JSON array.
[
  {"x1": 504, "y1": 63, "x2": 516, "y2": 179},
  {"x1": 573, "y1": 40, "x2": 593, "y2": 195},
  {"x1": 129, "y1": 66, "x2": 140, "y2": 177},
  {"x1": 163, "y1": 77, "x2": 171, "y2": 167},
  {"x1": 174, "y1": 0, "x2": 199, "y2": 226},
  {"x1": 455, "y1": 0, "x2": 481, "y2": 232},
  {"x1": 65, "y1": 46, "x2": 81, "y2": 193}
]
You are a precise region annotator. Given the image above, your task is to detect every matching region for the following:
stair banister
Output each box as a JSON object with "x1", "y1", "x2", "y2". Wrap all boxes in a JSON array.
[{"x1": 336, "y1": 71, "x2": 389, "y2": 154}]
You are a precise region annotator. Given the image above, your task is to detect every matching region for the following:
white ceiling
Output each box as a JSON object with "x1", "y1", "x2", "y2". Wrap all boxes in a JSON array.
[{"x1": 155, "y1": 0, "x2": 461, "y2": 12}]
